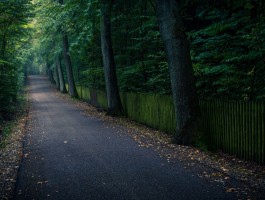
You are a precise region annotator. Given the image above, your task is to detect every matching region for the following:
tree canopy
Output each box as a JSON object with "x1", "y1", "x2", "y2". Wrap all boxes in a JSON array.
[
  {"x1": 24, "y1": 0, "x2": 264, "y2": 99},
  {"x1": 0, "y1": 0, "x2": 33, "y2": 120},
  {"x1": 1, "y1": 0, "x2": 264, "y2": 142}
]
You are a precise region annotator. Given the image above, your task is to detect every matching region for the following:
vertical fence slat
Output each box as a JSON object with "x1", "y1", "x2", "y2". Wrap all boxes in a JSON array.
[
  {"x1": 245, "y1": 101, "x2": 249, "y2": 161},
  {"x1": 245, "y1": 103, "x2": 248, "y2": 160},
  {"x1": 223, "y1": 101, "x2": 227, "y2": 152},
  {"x1": 226, "y1": 101, "x2": 230, "y2": 153},
  {"x1": 227, "y1": 102, "x2": 230, "y2": 153},
  {"x1": 227, "y1": 102, "x2": 231, "y2": 153},
  {"x1": 221, "y1": 101, "x2": 225, "y2": 152},
  {"x1": 252, "y1": 102, "x2": 255, "y2": 162},
  {"x1": 217, "y1": 100, "x2": 221, "y2": 148},
  {"x1": 257, "y1": 102, "x2": 261, "y2": 164},
  {"x1": 234, "y1": 101, "x2": 237, "y2": 156},
  {"x1": 242, "y1": 102, "x2": 245, "y2": 160},
  {"x1": 221, "y1": 100, "x2": 224, "y2": 151},
  {"x1": 255, "y1": 102, "x2": 258, "y2": 163},
  {"x1": 231, "y1": 101, "x2": 234, "y2": 155},
  {"x1": 236, "y1": 101, "x2": 239, "y2": 156},
  {"x1": 238, "y1": 101, "x2": 242, "y2": 158},
  {"x1": 248, "y1": 102, "x2": 252, "y2": 161},
  {"x1": 261, "y1": 102, "x2": 265, "y2": 165}
]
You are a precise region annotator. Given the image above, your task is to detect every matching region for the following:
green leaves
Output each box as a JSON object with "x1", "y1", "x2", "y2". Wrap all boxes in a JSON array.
[
  {"x1": 189, "y1": 0, "x2": 265, "y2": 100},
  {"x1": 23, "y1": 0, "x2": 265, "y2": 102},
  {"x1": 0, "y1": 0, "x2": 33, "y2": 120}
]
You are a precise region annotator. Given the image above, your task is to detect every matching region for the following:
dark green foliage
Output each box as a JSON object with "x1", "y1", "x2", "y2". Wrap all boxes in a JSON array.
[
  {"x1": 0, "y1": 0, "x2": 32, "y2": 121},
  {"x1": 29, "y1": 0, "x2": 264, "y2": 101},
  {"x1": 189, "y1": 0, "x2": 265, "y2": 100},
  {"x1": 1, "y1": 0, "x2": 263, "y2": 111},
  {"x1": 0, "y1": 94, "x2": 28, "y2": 147},
  {"x1": 2, "y1": 0, "x2": 264, "y2": 159},
  {"x1": 111, "y1": 0, "x2": 171, "y2": 94},
  {"x1": 0, "y1": 63, "x2": 18, "y2": 118}
]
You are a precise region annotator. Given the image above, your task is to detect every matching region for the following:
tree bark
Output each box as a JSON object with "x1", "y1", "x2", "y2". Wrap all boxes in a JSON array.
[
  {"x1": 57, "y1": 55, "x2": 67, "y2": 93},
  {"x1": 54, "y1": 59, "x2": 60, "y2": 90},
  {"x1": 62, "y1": 34, "x2": 78, "y2": 97},
  {"x1": 47, "y1": 60, "x2": 55, "y2": 84},
  {"x1": 59, "y1": 0, "x2": 78, "y2": 98},
  {"x1": 156, "y1": 0, "x2": 200, "y2": 145},
  {"x1": 100, "y1": 0, "x2": 123, "y2": 115}
]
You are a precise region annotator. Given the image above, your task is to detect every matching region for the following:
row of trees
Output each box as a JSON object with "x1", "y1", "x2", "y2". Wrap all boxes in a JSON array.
[
  {"x1": 2, "y1": 0, "x2": 263, "y2": 144},
  {"x1": 28, "y1": 0, "x2": 200, "y2": 144},
  {"x1": 0, "y1": 0, "x2": 32, "y2": 120},
  {"x1": 31, "y1": 0, "x2": 264, "y2": 100},
  {"x1": 30, "y1": 0, "x2": 265, "y2": 99}
]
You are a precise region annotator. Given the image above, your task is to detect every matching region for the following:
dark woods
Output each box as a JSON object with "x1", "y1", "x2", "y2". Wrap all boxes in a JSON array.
[{"x1": 0, "y1": 0, "x2": 264, "y2": 144}]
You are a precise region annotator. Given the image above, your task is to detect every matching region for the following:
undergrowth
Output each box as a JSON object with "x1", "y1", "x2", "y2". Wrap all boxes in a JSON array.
[{"x1": 0, "y1": 91, "x2": 29, "y2": 148}]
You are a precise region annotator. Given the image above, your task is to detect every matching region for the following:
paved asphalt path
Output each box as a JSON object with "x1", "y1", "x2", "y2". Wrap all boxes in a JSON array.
[{"x1": 14, "y1": 76, "x2": 237, "y2": 200}]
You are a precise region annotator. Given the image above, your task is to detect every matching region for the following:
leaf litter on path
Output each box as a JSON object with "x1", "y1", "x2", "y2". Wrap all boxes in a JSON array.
[{"x1": 57, "y1": 91, "x2": 265, "y2": 200}]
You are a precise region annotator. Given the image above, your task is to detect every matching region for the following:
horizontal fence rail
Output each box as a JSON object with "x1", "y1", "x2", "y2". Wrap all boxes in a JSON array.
[{"x1": 67, "y1": 85, "x2": 265, "y2": 165}]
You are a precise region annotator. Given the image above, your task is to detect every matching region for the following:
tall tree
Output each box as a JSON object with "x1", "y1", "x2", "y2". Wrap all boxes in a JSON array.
[
  {"x1": 58, "y1": 0, "x2": 78, "y2": 98},
  {"x1": 100, "y1": 0, "x2": 123, "y2": 115},
  {"x1": 156, "y1": 0, "x2": 200, "y2": 145}
]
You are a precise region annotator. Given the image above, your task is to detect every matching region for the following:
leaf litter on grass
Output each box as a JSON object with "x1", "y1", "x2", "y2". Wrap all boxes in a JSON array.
[{"x1": 0, "y1": 116, "x2": 29, "y2": 200}]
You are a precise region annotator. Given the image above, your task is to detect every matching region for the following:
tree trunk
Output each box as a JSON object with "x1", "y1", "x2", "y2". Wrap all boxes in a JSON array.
[
  {"x1": 47, "y1": 60, "x2": 55, "y2": 83},
  {"x1": 62, "y1": 35, "x2": 78, "y2": 98},
  {"x1": 54, "y1": 59, "x2": 60, "y2": 90},
  {"x1": 57, "y1": 55, "x2": 67, "y2": 93},
  {"x1": 100, "y1": 0, "x2": 123, "y2": 115},
  {"x1": 156, "y1": 0, "x2": 200, "y2": 145},
  {"x1": 59, "y1": 0, "x2": 78, "y2": 98}
]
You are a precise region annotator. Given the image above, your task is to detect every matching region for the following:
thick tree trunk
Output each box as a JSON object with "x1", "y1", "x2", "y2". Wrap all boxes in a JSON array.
[
  {"x1": 156, "y1": 0, "x2": 200, "y2": 145},
  {"x1": 57, "y1": 55, "x2": 67, "y2": 93},
  {"x1": 58, "y1": 0, "x2": 78, "y2": 98},
  {"x1": 100, "y1": 1, "x2": 123, "y2": 115},
  {"x1": 62, "y1": 34, "x2": 78, "y2": 97}
]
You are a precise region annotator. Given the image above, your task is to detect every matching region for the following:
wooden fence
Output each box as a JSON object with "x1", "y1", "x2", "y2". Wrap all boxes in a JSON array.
[
  {"x1": 200, "y1": 100, "x2": 265, "y2": 164},
  {"x1": 70, "y1": 85, "x2": 265, "y2": 165}
]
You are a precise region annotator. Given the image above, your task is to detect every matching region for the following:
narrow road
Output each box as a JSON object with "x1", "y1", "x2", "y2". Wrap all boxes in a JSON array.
[{"x1": 14, "y1": 76, "x2": 236, "y2": 200}]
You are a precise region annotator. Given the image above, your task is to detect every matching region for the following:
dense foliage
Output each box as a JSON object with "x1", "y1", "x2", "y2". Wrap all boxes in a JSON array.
[
  {"x1": 188, "y1": 0, "x2": 265, "y2": 100},
  {"x1": 0, "y1": 0, "x2": 32, "y2": 120},
  {"x1": 28, "y1": 0, "x2": 264, "y2": 100},
  {"x1": 1, "y1": 0, "x2": 264, "y2": 120}
]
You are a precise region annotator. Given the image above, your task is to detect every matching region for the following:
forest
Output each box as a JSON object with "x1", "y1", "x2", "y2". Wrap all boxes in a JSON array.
[
  {"x1": 0, "y1": 0, "x2": 264, "y2": 145},
  {"x1": 1, "y1": 2, "x2": 265, "y2": 198}
]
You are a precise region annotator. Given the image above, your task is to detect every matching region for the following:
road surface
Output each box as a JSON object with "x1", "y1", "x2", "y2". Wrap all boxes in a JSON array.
[{"x1": 14, "y1": 76, "x2": 236, "y2": 200}]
